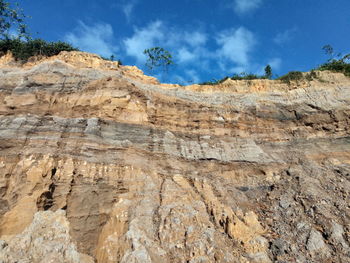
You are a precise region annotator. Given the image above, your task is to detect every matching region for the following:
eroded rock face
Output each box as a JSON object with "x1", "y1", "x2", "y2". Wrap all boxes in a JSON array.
[
  {"x1": 0, "y1": 210, "x2": 94, "y2": 263},
  {"x1": 0, "y1": 52, "x2": 349, "y2": 262}
]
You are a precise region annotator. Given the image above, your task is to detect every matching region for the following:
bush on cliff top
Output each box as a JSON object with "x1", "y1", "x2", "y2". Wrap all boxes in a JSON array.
[
  {"x1": 277, "y1": 71, "x2": 304, "y2": 83},
  {"x1": 199, "y1": 72, "x2": 268, "y2": 85},
  {"x1": 199, "y1": 65, "x2": 273, "y2": 85},
  {"x1": 316, "y1": 45, "x2": 350, "y2": 77},
  {"x1": 0, "y1": 38, "x2": 79, "y2": 61},
  {"x1": 317, "y1": 58, "x2": 350, "y2": 77}
]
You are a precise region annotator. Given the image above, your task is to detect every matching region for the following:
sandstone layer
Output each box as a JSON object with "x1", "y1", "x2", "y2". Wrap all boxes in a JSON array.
[{"x1": 0, "y1": 52, "x2": 349, "y2": 263}]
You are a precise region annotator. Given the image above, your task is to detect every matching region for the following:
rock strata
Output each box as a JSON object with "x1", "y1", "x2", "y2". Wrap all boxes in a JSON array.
[{"x1": 0, "y1": 52, "x2": 349, "y2": 262}]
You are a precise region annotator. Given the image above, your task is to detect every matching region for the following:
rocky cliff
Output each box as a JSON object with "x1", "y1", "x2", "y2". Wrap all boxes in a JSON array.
[{"x1": 0, "y1": 51, "x2": 349, "y2": 263}]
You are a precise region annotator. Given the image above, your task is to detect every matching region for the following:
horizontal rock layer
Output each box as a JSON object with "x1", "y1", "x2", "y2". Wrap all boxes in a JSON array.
[{"x1": 0, "y1": 52, "x2": 349, "y2": 263}]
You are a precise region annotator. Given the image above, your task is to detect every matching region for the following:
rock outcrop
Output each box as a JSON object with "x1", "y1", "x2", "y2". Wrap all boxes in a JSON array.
[{"x1": 0, "y1": 51, "x2": 349, "y2": 262}]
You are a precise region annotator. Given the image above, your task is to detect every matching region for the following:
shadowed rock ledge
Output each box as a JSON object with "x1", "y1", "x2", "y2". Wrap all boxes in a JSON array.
[{"x1": 0, "y1": 52, "x2": 349, "y2": 263}]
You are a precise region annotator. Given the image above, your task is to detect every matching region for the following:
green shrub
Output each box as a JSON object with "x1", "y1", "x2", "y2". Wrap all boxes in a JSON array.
[
  {"x1": 199, "y1": 71, "x2": 270, "y2": 85},
  {"x1": 305, "y1": 70, "x2": 318, "y2": 81},
  {"x1": 278, "y1": 71, "x2": 303, "y2": 84},
  {"x1": 0, "y1": 38, "x2": 78, "y2": 61},
  {"x1": 317, "y1": 59, "x2": 350, "y2": 77},
  {"x1": 198, "y1": 77, "x2": 228, "y2": 85},
  {"x1": 230, "y1": 73, "x2": 262, "y2": 80},
  {"x1": 317, "y1": 45, "x2": 350, "y2": 77},
  {"x1": 101, "y1": 55, "x2": 123, "y2": 65}
]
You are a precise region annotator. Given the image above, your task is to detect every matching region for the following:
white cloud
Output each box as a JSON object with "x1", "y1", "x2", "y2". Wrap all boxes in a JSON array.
[
  {"x1": 177, "y1": 47, "x2": 197, "y2": 63},
  {"x1": 233, "y1": 0, "x2": 263, "y2": 14},
  {"x1": 65, "y1": 21, "x2": 117, "y2": 57},
  {"x1": 121, "y1": 0, "x2": 138, "y2": 22},
  {"x1": 267, "y1": 57, "x2": 282, "y2": 71},
  {"x1": 215, "y1": 27, "x2": 282, "y2": 76},
  {"x1": 184, "y1": 31, "x2": 207, "y2": 47},
  {"x1": 122, "y1": 21, "x2": 279, "y2": 83},
  {"x1": 123, "y1": 20, "x2": 165, "y2": 63},
  {"x1": 274, "y1": 27, "x2": 297, "y2": 45},
  {"x1": 63, "y1": 19, "x2": 284, "y2": 84},
  {"x1": 216, "y1": 27, "x2": 256, "y2": 66},
  {"x1": 123, "y1": 21, "x2": 209, "y2": 66},
  {"x1": 122, "y1": 3, "x2": 133, "y2": 20},
  {"x1": 122, "y1": 21, "x2": 213, "y2": 83}
]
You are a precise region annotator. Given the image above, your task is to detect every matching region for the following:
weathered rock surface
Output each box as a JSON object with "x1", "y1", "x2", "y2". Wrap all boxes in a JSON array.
[{"x1": 0, "y1": 51, "x2": 349, "y2": 262}]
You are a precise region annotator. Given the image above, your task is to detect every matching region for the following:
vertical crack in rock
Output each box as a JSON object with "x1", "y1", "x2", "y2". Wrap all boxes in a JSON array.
[
  {"x1": 66, "y1": 173, "x2": 118, "y2": 257},
  {"x1": 154, "y1": 176, "x2": 165, "y2": 245}
]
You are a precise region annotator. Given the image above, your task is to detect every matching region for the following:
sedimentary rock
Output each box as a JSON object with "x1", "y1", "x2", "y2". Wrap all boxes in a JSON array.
[{"x1": 0, "y1": 51, "x2": 349, "y2": 262}]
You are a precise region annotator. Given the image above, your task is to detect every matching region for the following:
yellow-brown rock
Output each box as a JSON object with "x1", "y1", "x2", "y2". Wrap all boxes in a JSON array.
[{"x1": 0, "y1": 51, "x2": 349, "y2": 262}]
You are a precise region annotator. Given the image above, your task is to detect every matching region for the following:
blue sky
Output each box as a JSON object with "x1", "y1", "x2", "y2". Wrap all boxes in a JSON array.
[{"x1": 13, "y1": 0, "x2": 350, "y2": 84}]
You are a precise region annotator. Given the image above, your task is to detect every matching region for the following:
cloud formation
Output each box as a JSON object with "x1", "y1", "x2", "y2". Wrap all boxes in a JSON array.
[
  {"x1": 184, "y1": 31, "x2": 208, "y2": 47},
  {"x1": 274, "y1": 27, "x2": 297, "y2": 45},
  {"x1": 123, "y1": 21, "x2": 208, "y2": 65},
  {"x1": 216, "y1": 27, "x2": 256, "y2": 66},
  {"x1": 122, "y1": 21, "x2": 283, "y2": 82},
  {"x1": 121, "y1": 0, "x2": 138, "y2": 22},
  {"x1": 123, "y1": 21, "x2": 166, "y2": 63},
  {"x1": 65, "y1": 20, "x2": 281, "y2": 83},
  {"x1": 268, "y1": 57, "x2": 282, "y2": 71},
  {"x1": 233, "y1": 0, "x2": 263, "y2": 14},
  {"x1": 65, "y1": 21, "x2": 117, "y2": 57},
  {"x1": 177, "y1": 47, "x2": 197, "y2": 63}
]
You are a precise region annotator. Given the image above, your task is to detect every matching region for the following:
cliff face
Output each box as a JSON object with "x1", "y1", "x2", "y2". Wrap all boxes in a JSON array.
[{"x1": 0, "y1": 51, "x2": 349, "y2": 263}]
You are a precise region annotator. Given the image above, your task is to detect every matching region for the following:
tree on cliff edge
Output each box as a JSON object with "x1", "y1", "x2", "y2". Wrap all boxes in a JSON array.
[
  {"x1": 143, "y1": 47, "x2": 174, "y2": 72},
  {"x1": 0, "y1": 1, "x2": 79, "y2": 61},
  {"x1": 0, "y1": 0, "x2": 29, "y2": 39},
  {"x1": 264, "y1": 65, "x2": 272, "y2": 79}
]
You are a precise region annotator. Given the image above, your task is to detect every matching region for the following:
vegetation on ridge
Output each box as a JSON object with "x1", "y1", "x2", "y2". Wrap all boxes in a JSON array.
[
  {"x1": 316, "y1": 45, "x2": 350, "y2": 77},
  {"x1": 0, "y1": 1, "x2": 79, "y2": 62},
  {"x1": 0, "y1": 38, "x2": 79, "y2": 61},
  {"x1": 198, "y1": 64, "x2": 273, "y2": 85},
  {"x1": 199, "y1": 45, "x2": 350, "y2": 85},
  {"x1": 275, "y1": 45, "x2": 350, "y2": 84},
  {"x1": 0, "y1": 1, "x2": 349, "y2": 83}
]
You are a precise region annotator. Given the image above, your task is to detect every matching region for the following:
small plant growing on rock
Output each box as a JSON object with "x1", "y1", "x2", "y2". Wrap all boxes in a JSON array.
[
  {"x1": 231, "y1": 72, "x2": 260, "y2": 80},
  {"x1": 305, "y1": 70, "x2": 318, "y2": 81},
  {"x1": 278, "y1": 71, "x2": 304, "y2": 84},
  {"x1": 199, "y1": 69, "x2": 274, "y2": 85}
]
